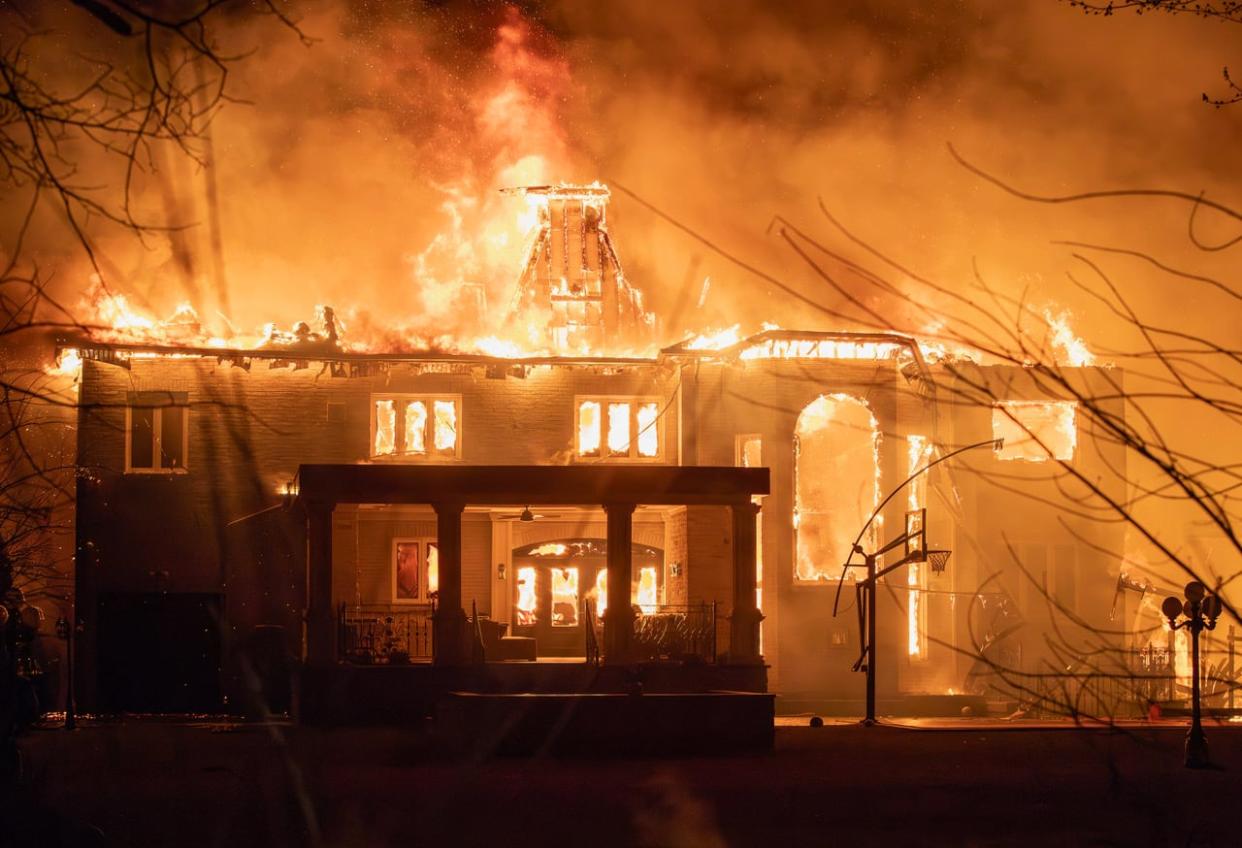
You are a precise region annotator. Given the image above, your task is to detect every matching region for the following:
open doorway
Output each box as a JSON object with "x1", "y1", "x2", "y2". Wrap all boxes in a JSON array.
[{"x1": 510, "y1": 538, "x2": 663, "y2": 657}]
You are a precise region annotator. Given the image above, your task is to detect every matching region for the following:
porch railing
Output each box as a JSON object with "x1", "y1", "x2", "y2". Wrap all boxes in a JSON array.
[
  {"x1": 338, "y1": 602, "x2": 434, "y2": 664},
  {"x1": 980, "y1": 639, "x2": 1242, "y2": 719},
  {"x1": 632, "y1": 602, "x2": 718, "y2": 663},
  {"x1": 582, "y1": 601, "x2": 718, "y2": 663}
]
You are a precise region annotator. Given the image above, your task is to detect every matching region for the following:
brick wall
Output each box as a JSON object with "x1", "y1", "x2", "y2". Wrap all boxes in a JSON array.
[{"x1": 72, "y1": 348, "x2": 1126, "y2": 706}]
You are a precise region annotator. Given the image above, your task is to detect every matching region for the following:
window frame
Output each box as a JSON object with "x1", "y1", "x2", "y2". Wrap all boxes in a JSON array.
[
  {"x1": 124, "y1": 402, "x2": 190, "y2": 475},
  {"x1": 991, "y1": 400, "x2": 1077, "y2": 463},
  {"x1": 391, "y1": 536, "x2": 439, "y2": 604},
  {"x1": 572, "y1": 394, "x2": 664, "y2": 463},
  {"x1": 370, "y1": 393, "x2": 463, "y2": 462}
]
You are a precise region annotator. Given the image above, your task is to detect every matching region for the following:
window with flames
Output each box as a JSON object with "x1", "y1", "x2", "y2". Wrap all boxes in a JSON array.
[
  {"x1": 372, "y1": 395, "x2": 460, "y2": 460},
  {"x1": 991, "y1": 401, "x2": 1077, "y2": 462},
  {"x1": 575, "y1": 397, "x2": 661, "y2": 460},
  {"x1": 393, "y1": 539, "x2": 439, "y2": 603}
]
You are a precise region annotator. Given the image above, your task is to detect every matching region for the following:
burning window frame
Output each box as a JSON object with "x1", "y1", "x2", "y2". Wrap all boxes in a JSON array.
[
  {"x1": 906, "y1": 435, "x2": 933, "y2": 661},
  {"x1": 991, "y1": 400, "x2": 1077, "y2": 463},
  {"x1": 515, "y1": 565, "x2": 538, "y2": 626},
  {"x1": 391, "y1": 537, "x2": 439, "y2": 604},
  {"x1": 370, "y1": 393, "x2": 462, "y2": 460},
  {"x1": 792, "y1": 393, "x2": 881, "y2": 585},
  {"x1": 124, "y1": 392, "x2": 190, "y2": 474},
  {"x1": 573, "y1": 395, "x2": 662, "y2": 462}
]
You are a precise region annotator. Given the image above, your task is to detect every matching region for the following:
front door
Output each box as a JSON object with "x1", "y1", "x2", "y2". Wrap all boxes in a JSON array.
[{"x1": 511, "y1": 557, "x2": 603, "y2": 656}]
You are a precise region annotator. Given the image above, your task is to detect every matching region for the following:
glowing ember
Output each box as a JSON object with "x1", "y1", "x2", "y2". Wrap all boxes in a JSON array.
[
  {"x1": 427, "y1": 543, "x2": 439, "y2": 595},
  {"x1": 992, "y1": 401, "x2": 1077, "y2": 462},
  {"x1": 515, "y1": 566, "x2": 537, "y2": 625}
]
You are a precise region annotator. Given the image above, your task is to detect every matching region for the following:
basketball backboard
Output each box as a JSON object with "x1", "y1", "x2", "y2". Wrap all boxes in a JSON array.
[{"x1": 905, "y1": 508, "x2": 927, "y2": 561}]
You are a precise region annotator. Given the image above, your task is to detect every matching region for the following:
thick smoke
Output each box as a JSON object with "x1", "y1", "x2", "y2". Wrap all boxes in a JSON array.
[{"x1": 7, "y1": 1, "x2": 1238, "y2": 349}]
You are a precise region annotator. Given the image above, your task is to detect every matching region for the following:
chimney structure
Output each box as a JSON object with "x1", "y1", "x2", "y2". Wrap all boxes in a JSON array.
[{"x1": 504, "y1": 183, "x2": 654, "y2": 353}]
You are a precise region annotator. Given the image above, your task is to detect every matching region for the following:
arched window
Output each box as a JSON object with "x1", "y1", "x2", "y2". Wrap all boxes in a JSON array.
[{"x1": 794, "y1": 394, "x2": 880, "y2": 583}]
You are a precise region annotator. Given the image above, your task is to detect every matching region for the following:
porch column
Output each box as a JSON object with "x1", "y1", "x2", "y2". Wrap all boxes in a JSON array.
[
  {"x1": 433, "y1": 500, "x2": 468, "y2": 666},
  {"x1": 729, "y1": 499, "x2": 763, "y2": 664},
  {"x1": 305, "y1": 500, "x2": 336, "y2": 665},
  {"x1": 603, "y1": 502, "x2": 635, "y2": 664}
]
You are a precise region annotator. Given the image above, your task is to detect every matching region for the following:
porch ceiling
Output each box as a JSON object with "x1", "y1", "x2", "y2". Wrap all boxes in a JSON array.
[{"x1": 296, "y1": 464, "x2": 769, "y2": 507}]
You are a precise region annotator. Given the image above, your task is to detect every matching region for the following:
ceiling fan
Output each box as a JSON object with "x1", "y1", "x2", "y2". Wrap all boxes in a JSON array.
[{"x1": 494, "y1": 505, "x2": 563, "y2": 522}]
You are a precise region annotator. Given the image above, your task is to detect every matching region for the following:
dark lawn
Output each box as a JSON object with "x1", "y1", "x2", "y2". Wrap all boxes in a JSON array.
[{"x1": 6, "y1": 718, "x2": 1239, "y2": 847}]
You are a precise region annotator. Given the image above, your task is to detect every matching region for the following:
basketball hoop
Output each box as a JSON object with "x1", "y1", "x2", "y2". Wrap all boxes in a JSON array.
[{"x1": 926, "y1": 549, "x2": 952, "y2": 574}]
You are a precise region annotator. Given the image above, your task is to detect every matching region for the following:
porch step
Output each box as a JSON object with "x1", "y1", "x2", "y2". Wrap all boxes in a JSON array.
[{"x1": 494, "y1": 636, "x2": 537, "y2": 662}]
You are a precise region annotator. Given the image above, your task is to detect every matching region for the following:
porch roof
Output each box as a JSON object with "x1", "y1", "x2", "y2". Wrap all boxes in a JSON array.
[{"x1": 296, "y1": 463, "x2": 769, "y2": 507}]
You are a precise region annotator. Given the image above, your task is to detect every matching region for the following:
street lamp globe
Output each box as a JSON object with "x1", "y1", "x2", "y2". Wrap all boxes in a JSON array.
[{"x1": 1161, "y1": 596, "x2": 1183, "y2": 620}]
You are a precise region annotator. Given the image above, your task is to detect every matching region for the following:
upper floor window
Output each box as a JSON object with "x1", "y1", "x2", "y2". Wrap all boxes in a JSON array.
[
  {"x1": 126, "y1": 391, "x2": 189, "y2": 473},
  {"x1": 575, "y1": 396, "x2": 661, "y2": 461},
  {"x1": 372, "y1": 394, "x2": 461, "y2": 460},
  {"x1": 992, "y1": 401, "x2": 1076, "y2": 462}
]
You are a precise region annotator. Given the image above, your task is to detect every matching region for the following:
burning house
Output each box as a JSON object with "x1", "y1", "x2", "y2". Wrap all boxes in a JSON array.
[{"x1": 53, "y1": 184, "x2": 1126, "y2": 721}]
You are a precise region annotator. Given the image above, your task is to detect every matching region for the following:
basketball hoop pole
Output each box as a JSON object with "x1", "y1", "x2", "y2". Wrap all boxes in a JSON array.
[
  {"x1": 831, "y1": 437, "x2": 999, "y2": 725},
  {"x1": 848, "y1": 531, "x2": 927, "y2": 725}
]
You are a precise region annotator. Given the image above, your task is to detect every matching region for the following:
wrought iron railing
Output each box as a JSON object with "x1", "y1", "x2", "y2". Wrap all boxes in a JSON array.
[
  {"x1": 632, "y1": 602, "x2": 718, "y2": 663},
  {"x1": 583, "y1": 599, "x2": 601, "y2": 665},
  {"x1": 978, "y1": 638, "x2": 1242, "y2": 719},
  {"x1": 338, "y1": 602, "x2": 434, "y2": 664}
]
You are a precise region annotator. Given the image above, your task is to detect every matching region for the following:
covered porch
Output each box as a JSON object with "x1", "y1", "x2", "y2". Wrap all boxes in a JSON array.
[{"x1": 297, "y1": 464, "x2": 768, "y2": 698}]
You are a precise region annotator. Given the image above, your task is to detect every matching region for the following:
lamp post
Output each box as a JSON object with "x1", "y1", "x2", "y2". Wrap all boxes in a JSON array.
[{"x1": 1161, "y1": 581, "x2": 1221, "y2": 769}]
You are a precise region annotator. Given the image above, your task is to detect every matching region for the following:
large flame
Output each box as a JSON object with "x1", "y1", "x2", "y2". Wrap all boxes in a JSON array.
[{"x1": 1044, "y1": 309, "x2": 1095, "y2": 367}]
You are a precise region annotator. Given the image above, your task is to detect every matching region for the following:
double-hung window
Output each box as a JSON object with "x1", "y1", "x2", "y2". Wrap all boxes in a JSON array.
[
  {"x1": 372, "y1": 394, "x2": 461, "y2": 460},
  {"x1": 126, "y1": 391, "x2": 189, "y2": 473},
  {"x1": 575, "y1": 396, "x2": 662, "y2": 461}
]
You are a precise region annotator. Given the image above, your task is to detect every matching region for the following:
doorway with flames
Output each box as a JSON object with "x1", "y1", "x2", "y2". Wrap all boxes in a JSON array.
[
  {"x1": 496, "y1": 506, "x2": 720, "y2": 664},
  {"x1": 508, "y1": 538, "x2": 663, "y2": 657}
]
